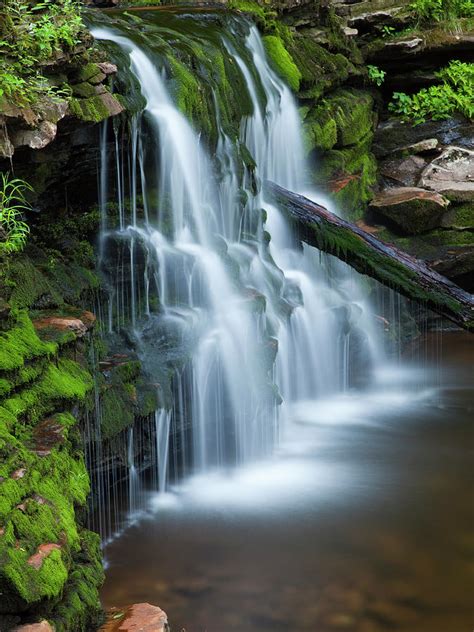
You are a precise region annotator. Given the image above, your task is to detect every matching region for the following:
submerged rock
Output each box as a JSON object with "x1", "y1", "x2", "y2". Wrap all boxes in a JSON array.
[
  {"x1": 100, "y1": 603, "x2": 169, "y2": 632},
  {"x1": 369, "y1": 187, "x2": 450, "y2": 233}
]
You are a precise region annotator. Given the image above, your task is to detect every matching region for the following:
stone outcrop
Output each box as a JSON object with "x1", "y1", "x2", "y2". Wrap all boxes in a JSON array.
[
  {"x1": 100, "y1": 603, "x2": 169, "y2": 632},
  {"x1": 419, "y1": 146, "x2": 474, "y2": 202},
  {"x1": 369, "y1": 187, "x2": 450, "y2": 234}
]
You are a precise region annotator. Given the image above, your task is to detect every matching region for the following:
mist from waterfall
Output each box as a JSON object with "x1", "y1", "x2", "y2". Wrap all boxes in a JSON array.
[{"x1": 91, "y1": 17, "x2": 384, "y2": 507}]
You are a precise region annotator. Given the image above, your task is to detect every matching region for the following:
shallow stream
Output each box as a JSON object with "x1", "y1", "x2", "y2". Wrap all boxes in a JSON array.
[{"x1": 101, "y1": 332, "x2": 473, "y2": 632}]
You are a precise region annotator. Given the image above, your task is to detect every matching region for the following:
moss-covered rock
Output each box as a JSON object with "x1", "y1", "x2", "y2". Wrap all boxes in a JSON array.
[
  {"x1": 263, "y1": 34, "x2": 302, "y2": 91},
  {"x1": 369, "y1": 187, "x2": 450, "y2": 234},
  {"x1": 0, "y1": 307, "x2": 103, "y2": 628}
]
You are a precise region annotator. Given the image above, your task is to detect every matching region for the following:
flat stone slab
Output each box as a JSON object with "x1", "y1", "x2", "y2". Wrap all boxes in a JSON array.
[
  {"x1": 419, "y1": 146, "x2": 474, "y2": 202},
  {"x1": 370, "y1": 186, "x2": 450, "y2": 234},
  {"x1": 100, "y1": 603, "x2": 169, "y2": 632}
]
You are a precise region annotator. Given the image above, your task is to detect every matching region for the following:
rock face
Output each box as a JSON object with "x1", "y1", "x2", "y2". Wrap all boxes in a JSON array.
[
  {"x1": 369, "y1": 187, "x2": 450, "y2": 234},
  {"x1": 100, "y1": 603, "x2": 169, "y2": 632},
  {"x1": 419, "y1": 146, "x2": 474, "y2": 202}
]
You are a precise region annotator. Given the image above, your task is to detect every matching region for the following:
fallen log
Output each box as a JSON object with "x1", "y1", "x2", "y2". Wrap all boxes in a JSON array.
[{"x1": 265, "y1": 181, "x2": 474, "y2": 332}]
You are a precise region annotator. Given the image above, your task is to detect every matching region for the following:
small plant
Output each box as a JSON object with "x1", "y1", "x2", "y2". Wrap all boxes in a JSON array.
[
  {"x1": 389, "y1": 60, "x2": 473, "y2": 124},
  {"x1": 409, "y1": 0, "x2": 474, "y2": 23},
  {"x1": 0, "y1": 173, "x2": 31, "y2": 255},
  {"x1": 0, "y1": 0, "x2": 84, "y2": 107},
  {"x1": 381, "y1": 25, "x2": 396, "y2": 37},
  {"x1": 367, "y1": 65, "x2": 386, "y2": 87}
]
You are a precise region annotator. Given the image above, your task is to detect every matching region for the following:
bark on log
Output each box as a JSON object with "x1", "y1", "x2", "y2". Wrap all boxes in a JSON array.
[{"x1": 265, "y1": 181, "x2": 474, "y2": 332}]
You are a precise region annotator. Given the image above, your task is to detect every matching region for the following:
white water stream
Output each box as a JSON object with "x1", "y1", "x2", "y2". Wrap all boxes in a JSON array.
[{"x1": 91, "y1": 21, "x2": 389, "y2": 506}]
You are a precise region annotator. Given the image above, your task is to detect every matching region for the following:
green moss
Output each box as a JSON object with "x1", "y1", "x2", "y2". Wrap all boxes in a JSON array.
[
  {"x1": 69, "y1": 95, "x2": 113, "y2": 123},
  {"x1": 100, "y1": 382, "x2": 136, "y2": 440},
  {"x1": 0, "y1": 409, "x2": 95, "y2": 612},
  {"x1": 3, "y1": 359, "x2": 92, "y2": 425},
  {"x1": 0, "y1": 311, "x2": 56, "y2": 373},
  {"x1": 445, "y1": 202, "x2": 474, "y2": 229},
  {"x1": 53, "y1": 530, "x2": 105, "y2": 632},
  {"x1": 297, "y1": 217, "x2": 464, "y2": 318},
  {"x1": 75, "y1": 63, "x2": 102, "y2": 83},
  {"x1": 169, "y1": 57, "x2": 212, "y2": 136},
  {"x1": 287, "y1": 35, "x2": 357, "y2": 98},
  {"x1": 71, "y1": 81, "x2": 97, "y2": 98},
  {"x1": 263, "y1": 35, "x2": 301, "y2": 92},
  {"x1": 228, "y1": 0, "x2": 269, "y2": 25}
]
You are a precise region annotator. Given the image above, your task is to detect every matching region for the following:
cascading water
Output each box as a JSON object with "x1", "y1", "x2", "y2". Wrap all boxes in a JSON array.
[{"x1": 91, "y1": 14, "x2": 384, "y2": 515}]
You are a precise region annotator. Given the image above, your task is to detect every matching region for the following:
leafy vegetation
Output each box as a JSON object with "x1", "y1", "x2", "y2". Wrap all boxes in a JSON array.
[
  {"x1": 409, "y1": 0, "x2": 474, "y2": 23},
  {"x1": 0, "y1": 0, "x2": 84, "y2": 107},
  {"x1": 0, "y1": 174, "x2": 31, "y2": 256},
  {"x1": 367, "y1": 65, "x2": 386, "y2": 86},
  {"x1": 389, "y1": 60, "x2": 474, "y2": 124}
]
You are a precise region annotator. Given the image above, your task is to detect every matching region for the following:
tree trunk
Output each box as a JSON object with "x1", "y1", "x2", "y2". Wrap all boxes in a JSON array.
[{"x1": 265, "y1": 181, "x2": 474, "y2": 332}]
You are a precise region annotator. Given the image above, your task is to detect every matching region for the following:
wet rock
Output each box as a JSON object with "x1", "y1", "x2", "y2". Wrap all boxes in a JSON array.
[
  {"x1": 373, "y1": 117, "x2": 474, "y2": 158},
  {"x1": 100, "y1": 603, "x2": 169, "y2": 632},
  {"x1": 384, "y1": 36, "x2": 423, "y2": 52},
  {"x1": 27, "y1": 543, "x2": 62, "y2": 570},
  {"x1": 10, "y1": 121, "x2": 57, "y2": 151},
  {"x1": 13, "y1": 621, "x2": 54, "y2": 632},
  {"x1": 419, "y1": 146, "x2": 474, "y2": 202},
  {"x1": 379, "y1": 155, "x2": 428, "y2": 187},
  {"x1": 369, "y1": 187, "x2": 450, "y2": 233}
]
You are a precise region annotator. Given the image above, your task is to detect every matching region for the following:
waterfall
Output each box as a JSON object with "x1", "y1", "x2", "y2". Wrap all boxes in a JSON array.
[{"x1": 91, "y1": 15, "x2": 383, "y2": 503}]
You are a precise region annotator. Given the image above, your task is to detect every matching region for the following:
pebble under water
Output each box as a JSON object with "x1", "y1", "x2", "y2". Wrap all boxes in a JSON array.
[{"x1": 101, "y1": 332, "x2": 474, "y2": 632}]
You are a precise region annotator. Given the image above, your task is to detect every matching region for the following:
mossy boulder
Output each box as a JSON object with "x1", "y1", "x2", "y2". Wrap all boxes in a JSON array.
[
  {"x1": 288, "y1": 35, "x2": 359, "y2": 100},
  {"x1": 263, "y1": 35, "x2": 302, "y2": 91},
  {"x1": 0, "y1": 309, "x2": 103, "y2": 627},
  {"x1": 369, "y1": 187, "x2": 450, "y2": 234},
  {"x1": 69, "y1": 92, "x2": 123, "y2": 123}
]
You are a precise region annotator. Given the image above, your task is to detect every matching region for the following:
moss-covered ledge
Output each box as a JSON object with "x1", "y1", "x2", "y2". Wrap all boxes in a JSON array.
[{"x1": 0, "y1": 305, "x2": 104, "y2": 630}]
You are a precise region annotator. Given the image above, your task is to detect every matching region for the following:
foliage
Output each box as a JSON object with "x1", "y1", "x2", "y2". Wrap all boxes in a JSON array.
[
  {"x1": 0, "y1": 0, "x2": 84, "y2": 106},
  {"x1": 389, "y1": 60, "x2": 474, "y2": 124},
  {"x1": 409, "y1": 0, "x2": 474, "y2": 22},
  {"x1": 381, "y1": 25, "x2": 396, "y2": 37},
  {"x1": 367, "y1": 65, "x2": 386, "y2": 86},
  {"x1": 0, "y1": 174, "x2": 31, "y2": 256}
]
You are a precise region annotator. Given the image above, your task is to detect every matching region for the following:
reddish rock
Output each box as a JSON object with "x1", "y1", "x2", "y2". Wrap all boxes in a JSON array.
[
  {"x1": 32, "y1": 417, "x2": 66, "y2": 457},
  {"x1": 13, "y1": 621, "x2": 54, "y2": 632},
  {"x1": 33, "y1": 311, "x2": 96, "y2": 338},
  {"x1": 100, "y1": 603, "x2": 169, "y2": 632},
  {"x1": 27, "y1": 543, "x2": 61, "y2": 570},
  {"x1": 98, "y1": 62, "x2": 118, "y2": 75},
  {"x1": 327, "y1": 174, "x2": 360, "y2": 193},
  {"x1": 11, "y1": 468, "x2": 27, "y2": 480}
]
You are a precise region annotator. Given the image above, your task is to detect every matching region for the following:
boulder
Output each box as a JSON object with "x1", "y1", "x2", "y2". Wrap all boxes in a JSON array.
[
  {"x1": 379, "y1": 155, "x2": 428, "y2": 187},
  {"x1": 369, "y1": 187, "x2": 450, "y2": 234},
  {"x1": 100, "y1": 603, "x2": 169, "y2": 632},
  {"x1": 10, "y1": 121, "x2": 58, "y2": 151},
  {"x1": 373, "y1": 117, "x2": 474, "y2": 158},
  {"x1": 419, "y1": 146, "x2": 474, "y2": 202}
]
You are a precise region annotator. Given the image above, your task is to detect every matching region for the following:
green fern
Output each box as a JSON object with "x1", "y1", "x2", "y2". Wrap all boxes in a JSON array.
[{"x1": 0, "y1": 174, "x2": 32, "y2": 255}]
